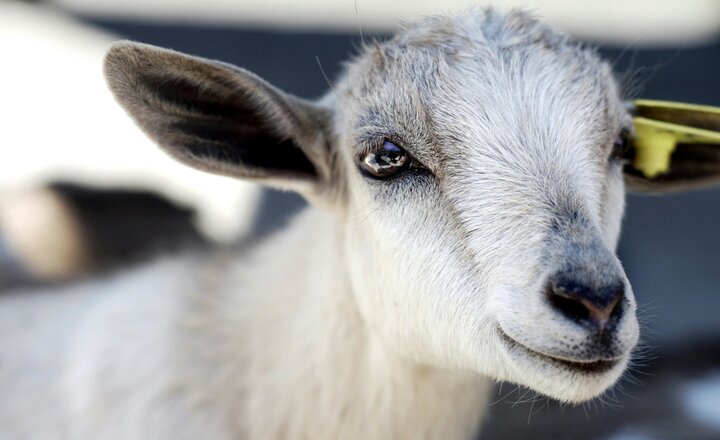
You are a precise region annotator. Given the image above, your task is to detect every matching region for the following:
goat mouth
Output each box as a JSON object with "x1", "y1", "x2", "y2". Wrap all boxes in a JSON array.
[{"x1": 497, "y1": 328, "x2": 620, "y2": 375}]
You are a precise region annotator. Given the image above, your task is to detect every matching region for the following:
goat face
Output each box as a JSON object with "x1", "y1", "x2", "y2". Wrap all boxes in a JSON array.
[{"x1": 334, "y1": 11, "x2": 638, "y2": 403}]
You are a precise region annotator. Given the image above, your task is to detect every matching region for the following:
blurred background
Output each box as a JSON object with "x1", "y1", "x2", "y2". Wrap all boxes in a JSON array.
[{"x1": 1, "y1": 0, "x2": 719, "y2": 438}]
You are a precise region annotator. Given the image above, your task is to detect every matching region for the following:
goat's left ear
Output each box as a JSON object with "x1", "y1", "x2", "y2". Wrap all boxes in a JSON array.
[{"x1": 104, "y1": 41, "x2": 334, "y2": 200}]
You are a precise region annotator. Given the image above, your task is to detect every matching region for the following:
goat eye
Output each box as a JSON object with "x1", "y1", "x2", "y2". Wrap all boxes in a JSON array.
[
  {"x1": 360, "y1": 140, "x2": 409, "y2": 178},
  {"x1": 610, "y1": 129, "x2": 630, "y2": 161}
]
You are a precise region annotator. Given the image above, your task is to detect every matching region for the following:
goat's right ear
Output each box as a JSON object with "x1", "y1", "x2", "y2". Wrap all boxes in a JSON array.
[{"x1": 104, "y1": 41, "x2": 334, "y2": 199}]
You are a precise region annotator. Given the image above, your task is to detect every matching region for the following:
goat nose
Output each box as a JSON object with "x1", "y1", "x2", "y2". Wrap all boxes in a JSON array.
[{"x1": 546, "y1": 277, "x2": 625, "y2": 330}]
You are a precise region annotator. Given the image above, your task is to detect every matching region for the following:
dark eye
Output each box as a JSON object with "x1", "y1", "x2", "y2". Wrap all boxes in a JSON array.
[
  {"x1": 610, "y1": 129, "x2": 630, "y2": 162},
  {"x1": 360, "y1": 140, "x2": 409, "y2": 178}
]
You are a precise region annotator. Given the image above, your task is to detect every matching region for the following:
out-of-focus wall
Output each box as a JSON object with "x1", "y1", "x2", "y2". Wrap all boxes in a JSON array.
[{"x1": 52, "y1": 0, "x2": 720, "y2": 45}]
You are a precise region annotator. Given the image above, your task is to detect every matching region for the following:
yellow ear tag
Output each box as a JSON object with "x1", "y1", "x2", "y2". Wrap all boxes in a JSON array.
[{"x1": 630, "y1": 100, "x2": 720, "y2": 178}]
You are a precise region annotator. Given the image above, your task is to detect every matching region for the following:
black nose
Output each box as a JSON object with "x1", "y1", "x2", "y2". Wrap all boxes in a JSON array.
[{"x1": 546, "y1": 276, "x2": 625, "y2": 330}]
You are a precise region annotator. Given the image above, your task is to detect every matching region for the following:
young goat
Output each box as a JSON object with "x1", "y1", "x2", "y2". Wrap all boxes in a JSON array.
[{"x1": 2, "y1": 9, "x2": 720, "y2": 440}]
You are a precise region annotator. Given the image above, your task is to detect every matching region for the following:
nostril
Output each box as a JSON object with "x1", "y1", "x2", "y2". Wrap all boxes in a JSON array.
[
  {"x1": 546, "y1": 279, "x2": 625, "y2": 329},
  {"x1": 546, "y1": 283, "x2": 590, "y2": 322}
]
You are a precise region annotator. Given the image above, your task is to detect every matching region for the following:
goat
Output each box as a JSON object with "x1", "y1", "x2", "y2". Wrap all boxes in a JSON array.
[{"x1": 2, "y1": 9, "x2": 719, "y2": 440}]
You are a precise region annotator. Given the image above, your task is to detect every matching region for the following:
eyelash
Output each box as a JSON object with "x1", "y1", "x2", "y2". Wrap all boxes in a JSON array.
[{"x1": 355, "y1": 134, "x2": 404, "y2": 160}]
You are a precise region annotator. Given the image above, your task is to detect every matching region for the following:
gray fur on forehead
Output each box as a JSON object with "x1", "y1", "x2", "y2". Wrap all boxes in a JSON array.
[
  {"x1": 393, "y1": 8, "x2": 567, "y2": 54},
  {"x1": 344, "y1": 8, "x2": 607, "y2": 77},
  {"x1": 338, "y1": 8, "x2": 616, "y2": 104}
]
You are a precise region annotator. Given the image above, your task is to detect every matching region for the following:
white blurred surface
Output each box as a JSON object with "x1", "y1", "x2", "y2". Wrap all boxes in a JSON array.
[
  {"x1": 52, "y1": 0, "x2": 720, "y2": 46},
  {"x1": 0, "y1": 2, "x2": 262, "y2": 242}
]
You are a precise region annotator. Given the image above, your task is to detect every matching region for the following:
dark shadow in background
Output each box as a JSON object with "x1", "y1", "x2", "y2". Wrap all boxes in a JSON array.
[{"x1": 79, "y1": 18, "x2": 720, "y2": 439}]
